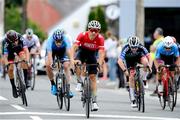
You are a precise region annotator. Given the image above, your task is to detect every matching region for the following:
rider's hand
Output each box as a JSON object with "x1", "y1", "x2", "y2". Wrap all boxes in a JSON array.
[
  {"x1": 123, "y1": 69, "x2": 129, "y2": 77},
  {"x1": 70, "y1": 59, "x2": 75, "y2": 70}
]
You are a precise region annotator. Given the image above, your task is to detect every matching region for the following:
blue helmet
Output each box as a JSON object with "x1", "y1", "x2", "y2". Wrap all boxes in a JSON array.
[{"x1": 53, "y1": 29, "x2": 64, "y2": 41}]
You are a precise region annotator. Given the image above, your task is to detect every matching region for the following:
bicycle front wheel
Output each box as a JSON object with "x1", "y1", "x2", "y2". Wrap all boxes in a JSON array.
[
  {"x1": 30, "y1": 65, "x2": 36, "y2": 90},
  {"x1": 64, "y1": 76, "x2": 70, "y2": 111},
  {"x1": 168, "y1": 77, "x2": 174, "y2": 111},
  {"x1": 173, "y1": 76, "x2": 178, "y2": 107},
  {"x1": 84, "y1": 78, "x2": 90, "y2": 118},
  {"x1": 56, "y1": 74, "x2": 63, "y2": 109},
  {"x1": 139, "y1": 80, "x2": 145, "y2": 112}
]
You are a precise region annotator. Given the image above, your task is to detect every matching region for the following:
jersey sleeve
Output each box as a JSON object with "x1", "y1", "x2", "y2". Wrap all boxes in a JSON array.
[
  {"x1": 140, "y1": 45, "x2": 149, "y2": 55},
  {"x1": 20, "y1": 36, "x2": 28, "y2": 48},
  {"x1": 75, "y1": 32, "x2": 83, "y2": 46},
  {"x1": 34, "y1": 35, "x2": 40, "y2": 47},
  {"x1": 3, "y1": 40, "x2": 8, "y2": 55},
  {"x1": 46, "y1": 36, "x2": 53, "y2": 52},
  {"x1": 98, "y1": 35, "x2": 104, "y2": 50},
  {"x1": 155, "y1": 45, "x2": 161, "y2": 59},
  {"x1": 173, "y1": 44, "x2": 179, "y2": 57},
  {"x1": 120, "y1": 45, "x2": 128, "y2": 60},
  {"x1": 63, "y1": 35, "x2": 71, "y2": 49}
]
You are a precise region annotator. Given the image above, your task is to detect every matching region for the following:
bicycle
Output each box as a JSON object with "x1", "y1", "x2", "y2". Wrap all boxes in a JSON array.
[
  {"x1": 76, "y1": 63, "x2": 99, "y2": 118},
  {"x1": 9, "y1": 59, "x2": 28, "y2": 106},
  {"x1": 127, "y1": 64, "x2": 149, "y2": 113},
  {"x1": 158, "y1": 64, "x2": 175, "y2": 111},
  {"x1": 55, "y1": 57, "x2": 70, "y2": 111}
]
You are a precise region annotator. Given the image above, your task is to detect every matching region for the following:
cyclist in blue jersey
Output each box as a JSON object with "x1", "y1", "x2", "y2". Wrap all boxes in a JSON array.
[
  {"x1": 155, "y1": 36, "x2": 180, "y2": 92},
  {"x1": 45, "y1": 29, "x2": 74, "y2": 97}
]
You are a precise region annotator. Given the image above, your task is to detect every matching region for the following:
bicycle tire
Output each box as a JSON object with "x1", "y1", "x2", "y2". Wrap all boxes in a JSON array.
[
  {"x1": 55, "y1": 73, "x2": 63, "y2": 109},
  {"x1": 173, "y1": 76, "x2": 178, "y2": 107},
  {"x1": 17, "y1": 70, "x2": 28, "y2": 106},
  {"x1": 84, "y1": 77, "x2": 90, "y2": 118},
  {"x1": 158, "y1": 88, "x2": 166, "y2": 110},
  {"x1": 140, "y1": 80, "x2": 145, "y2": 113},
  {"x1": 63, "y1": 75, "x2": 70, "y2": 111},
  {"x1": 31, "y1": 65, "x2": 36, "y2": 90},
  {"x1": 168, "y1": 77, "x2": 174, "y2": 111}
]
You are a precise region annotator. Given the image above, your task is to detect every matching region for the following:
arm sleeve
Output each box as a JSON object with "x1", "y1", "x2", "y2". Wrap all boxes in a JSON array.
[
  {"x1": 174, "y1": 45, "x2": 179, "y2": 57},
  {"x1": 75, "y1": 32, "x2": 83, "y2": 46},
  {"x1": 120, "y1": 45, "x2": 128, "y2": 60},
  {"x1": 34, "y1": 35, "x2": 40, "y2": 47},
  {"x1": 98, "y1": 35, "x2": 104, "y2": 50},
  {"x1": 63, "y1": 35, "x2": 71, "y2": 49},
  {"x1": 155, "y1": 46, "x2": 161, "y2": 59},
  {"x1": 46, "y1": 36, "x2": 53, "y2": 52},
  {"x1": 3, "y1": 41, "x2": 8, "y2": 55}
]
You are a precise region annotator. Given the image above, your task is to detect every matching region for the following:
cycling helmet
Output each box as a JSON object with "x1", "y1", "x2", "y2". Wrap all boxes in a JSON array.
[
  {"x1": 88, "y1": 20, "x2": 101, "y2": 30},
  {"x1": 128, "y1": 36, "x2": 140, "y2": 48},
  {"x1": 26, "y1": 28, "x2": 33, "y2": 36},
  {"x1": 53, "y1": 29, "x2": 64, "y2": 41},
  {"x1": 6, "y1": 30, "x2": 18, "y2": 42},
  {"x1": 163, "y1": 36, "x2": 174, "y2": 48}
]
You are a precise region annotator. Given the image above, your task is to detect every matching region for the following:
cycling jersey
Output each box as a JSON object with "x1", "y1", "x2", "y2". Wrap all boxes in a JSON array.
[
  {"x1": 120, "y1": 44, "x2": 149, "y2": 68},
  {"x1": 75, "y1": 32, "x2": 105, "y2": 74},
  {"x1": 75, "y1": 32, "x2": 104, "y2": 51},
  {"x1": 46, "y1": 34, "x2": 71, "y2": 59},
  {"x1": 23, "y1": 34, "x2": 40, "y2": 48},
  {"x1": 156, "y1": 42, "x2": 179, "y2": 65},
  {"x1": 3, "y1": 33, "x2": 27, "y2": 61}
]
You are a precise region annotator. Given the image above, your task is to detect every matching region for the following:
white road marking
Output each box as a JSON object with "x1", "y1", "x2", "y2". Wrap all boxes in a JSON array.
[
  {"x1": 0, "y1": 112, "x2": 179, "y2": 120},
  {"x1": 30, "y1": 116, "x2": 43, "y2": 120},
  {"x1": 11, "y1": 105, "x2": 26, "y2": 111},
  {"x1": 0, "y1": 96, "x2": 8, "y2": 100}
]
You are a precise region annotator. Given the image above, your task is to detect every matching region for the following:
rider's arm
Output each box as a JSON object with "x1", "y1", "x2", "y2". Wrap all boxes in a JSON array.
[
  {"x1": 98, "y1": 35, "x2": 105, "y2": 66},
  {"x1": 47, "y1": 51, "x2": 53, "y2": 65},
  {"x1": 34, "y1": 35, "x2": 41, "y2": 53},
  {"x1": 22, "y1": 37, "x2": 30, "y2": 62},
  {"x1": 118, "y1": 58, "x2": 126, "y2": 72}
]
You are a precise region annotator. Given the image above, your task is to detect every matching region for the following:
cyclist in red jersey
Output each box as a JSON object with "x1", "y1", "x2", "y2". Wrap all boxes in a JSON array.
[{"x1": 72, "y1": 20, "x2": 104, "y2": 111}]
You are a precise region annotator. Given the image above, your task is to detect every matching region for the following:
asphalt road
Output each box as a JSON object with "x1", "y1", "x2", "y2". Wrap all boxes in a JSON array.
[{"x1": 0, "y1": 75, "x2": 180, "y2": 120}]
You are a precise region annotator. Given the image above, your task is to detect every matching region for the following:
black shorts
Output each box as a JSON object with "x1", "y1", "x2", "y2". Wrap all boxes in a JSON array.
[
  {"x1": 75, "y1": 48, "x2": 98, "y2": 74},
  {"x1": 8, "y1": 50, "x2": 23, "y2": 61},
  {"x1": 125, "y1": 56, "x2": 141, "y2": 68},
  {"x1": 28, "y1": 45, "x2": 36, "y2": 52}
]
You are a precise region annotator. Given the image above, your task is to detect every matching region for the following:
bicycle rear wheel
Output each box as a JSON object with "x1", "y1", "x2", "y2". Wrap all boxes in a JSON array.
[
  {"x1": 64, "y1": 75, "x2": 70, "y2": 111},
  {"x1": 30, "y1": 65, "x2": 36, "y2": 90},
  {"x1": 173, "y1": 76, "x2": 178, "y2": 107},
  {"x1": 84, "y1": 77, "x2": 90, "y2": 118},
  {"x1": 56, "y1": 74, "x2": 63, "y2": 109}
]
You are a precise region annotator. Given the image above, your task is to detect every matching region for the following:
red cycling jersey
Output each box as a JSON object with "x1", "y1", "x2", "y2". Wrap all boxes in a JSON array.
[{"x1": 75, "y1": 32, "x2": 104, "y2": 51}]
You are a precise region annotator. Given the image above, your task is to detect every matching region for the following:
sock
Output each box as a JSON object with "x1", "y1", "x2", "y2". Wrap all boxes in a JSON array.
[
  {"x1": 10, "y1": 79, "x2": 16, "y2": 88},
  {"x1": 50, "y1": 80, "x2": 55, "y2": 85},
  {"x1": 129, "y1": 87, "x2": 135, "y2": 101}
]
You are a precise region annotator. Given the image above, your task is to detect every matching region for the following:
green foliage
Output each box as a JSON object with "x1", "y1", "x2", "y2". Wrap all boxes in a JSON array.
[
  {"x1": 96, "y1": 6, "x2": 107, "y2": 34},
  {"x1": 5, "y1": 0, "x2": 22, "y2": 8},
  {"x1": 27, "y1": 20, "x2": 47, "y2": 42},
  {"x1": 87, "y1": 5, "x2": 108, "y2": 34},
  {"x1": 5, "y1": 5, "x2": 47, "y2": 42},
  {"x1": 5, "y1": 5, "x2": 22, "y2": 33}
]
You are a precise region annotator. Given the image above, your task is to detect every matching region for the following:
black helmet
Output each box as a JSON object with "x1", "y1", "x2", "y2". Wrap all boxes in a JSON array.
[{"x1": 6, "y1": 30, "x2": 18, "y2": 42}]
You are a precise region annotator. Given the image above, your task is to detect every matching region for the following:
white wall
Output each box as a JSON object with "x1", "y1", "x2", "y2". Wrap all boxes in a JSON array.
[{"x1": 48, "y1": 0, "x2": 118, "y2": 41}]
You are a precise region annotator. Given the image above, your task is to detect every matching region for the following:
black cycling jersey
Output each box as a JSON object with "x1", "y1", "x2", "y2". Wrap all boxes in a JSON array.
[
  {"x1": 120, "y1": 44, "x2": 149, "y2": 68},
  {"x1": 3, "y1": 33, "x2": 27, "y2": 60}
]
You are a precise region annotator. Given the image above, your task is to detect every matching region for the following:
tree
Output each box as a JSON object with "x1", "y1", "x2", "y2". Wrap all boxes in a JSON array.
[
  {"x1": 22, "y1": 0, "x2": 28, "y2": 33},
  {"x1": 136, "y1": 0, "x2": 144, "y2": 44},
  {"x1": 96, "y1": 6, "x2": 107, "y2": 34},
  {"x1": 0, "y1": 0, "x2": 5, "y2": 38}
]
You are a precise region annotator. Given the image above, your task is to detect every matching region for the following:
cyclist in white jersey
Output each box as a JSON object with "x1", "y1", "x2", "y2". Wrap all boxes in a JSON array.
[{"x1": 23, "y1": 28, "x2": 41, "y2": 54}]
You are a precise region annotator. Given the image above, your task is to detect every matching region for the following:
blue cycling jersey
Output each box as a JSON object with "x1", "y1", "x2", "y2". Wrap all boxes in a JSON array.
[
  {"x1": 46, "y1": 34, "x2": 71, "y2": 52},
  {"x1": 155, "y1": 42, "x2": 179, "y2": 59}
]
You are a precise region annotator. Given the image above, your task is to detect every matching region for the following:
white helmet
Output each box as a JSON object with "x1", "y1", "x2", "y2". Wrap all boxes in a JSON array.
[
  {"x1": 128, "y1": 36, "x2": 140, "y2": 48},
  {"x1": 88, "y1": 20, "x2": 101, "y2": 29},
  {"x1": 26, "y1": 28, "x2": 33, "y2": 36},
  {"x1": 163, "y1": 36, "x2": 174, "y2": 48}
]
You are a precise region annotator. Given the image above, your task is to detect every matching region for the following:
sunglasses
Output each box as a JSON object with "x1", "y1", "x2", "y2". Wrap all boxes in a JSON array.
[
  {"x1": 130, "y1": 46, "x2": 138, "y2": 49},
  {"x1": 165, "y1": 47, "x2": 171, "y2": 50},
  {"x1": 89, "y1": 29, "x2": 99, "y2": 33}
]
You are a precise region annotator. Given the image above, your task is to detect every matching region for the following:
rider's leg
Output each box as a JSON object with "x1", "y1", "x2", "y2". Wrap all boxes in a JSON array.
[
  {"x1": 19, "y1": 52, "x2": 29, "y2": 88},
  {"x1": 45, "y1": 58, "x2": 57, "y2": 95},
  {"x1": 64, "y1": 61, "x2": 73, "y2": 98}
]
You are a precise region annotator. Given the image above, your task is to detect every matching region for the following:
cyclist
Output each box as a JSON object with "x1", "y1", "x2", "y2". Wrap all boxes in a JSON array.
[
  {"x1": 154, "y1": 36, "x2": 179, "y2": 93},
  {"x1": 45, "y1": 29, "x2": 74, "y2": 97},
  {"x1": 72, "y1": 20, "x2": 104, "y2": 111},
  {"x1": 3, "y1": 30, "x2": 30, "y2": 98},
  {"x1": 23, "y1": 28, "x2": 41, "y2": 55},
  {"x1": 118, "y1": 36, "x2": 150, "y2": 108}
]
